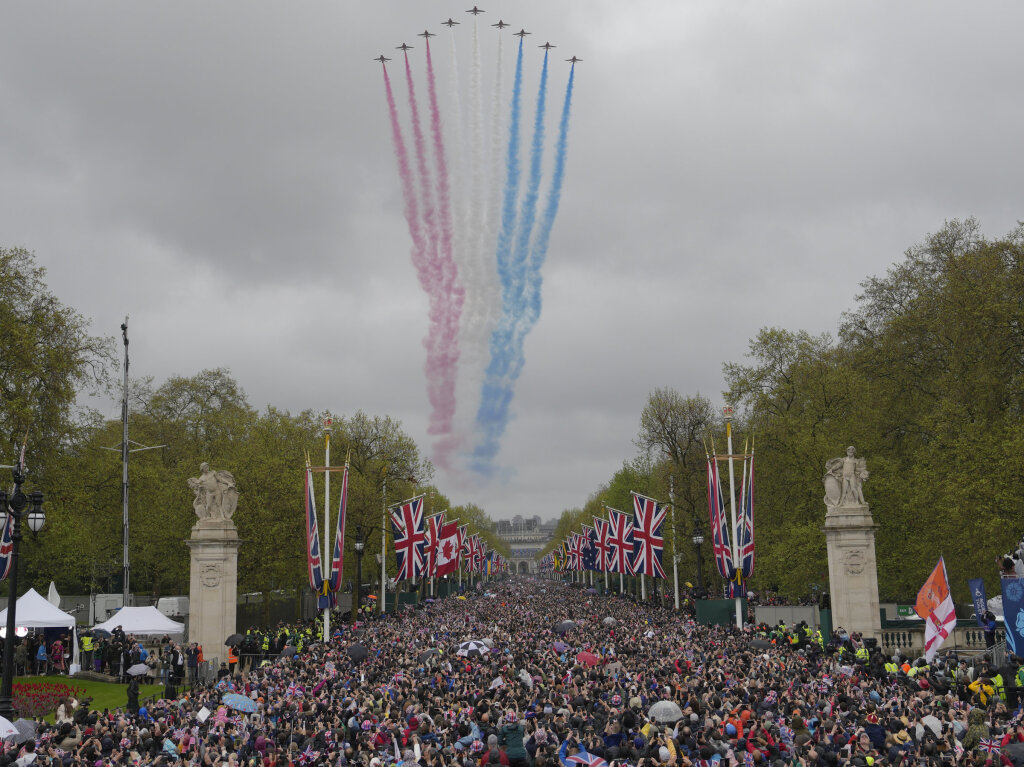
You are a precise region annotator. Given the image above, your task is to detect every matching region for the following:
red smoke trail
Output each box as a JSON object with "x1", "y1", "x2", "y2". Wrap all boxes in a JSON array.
[
  {"x1": 383, "y1": 66, "x2": 427, "y2": 276},
  {"x1": 403, "y1": 53, "x2": 460, "y2": 444},
  {"x1": 425, "y1": 39, "x2": 465, "y2": 466}
]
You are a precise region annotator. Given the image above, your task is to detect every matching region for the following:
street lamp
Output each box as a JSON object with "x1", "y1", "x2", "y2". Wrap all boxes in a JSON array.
[
  {"x1": 0, "y1": 465, "x2": 44, "y2": 719},
  {"x1": 691, "y1": 525, "x2": 705, "y2": 599},
  {"x1": 353, "y1": 527, "x2": 365, "y2": 626}
]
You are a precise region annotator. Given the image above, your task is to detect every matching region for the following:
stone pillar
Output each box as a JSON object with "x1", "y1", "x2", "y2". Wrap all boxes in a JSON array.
[
  {"x1": 823, "y1": 447, "x2": 882, "y2": 640},
  {"x1": 186, "y1": 518, "x2": 241, "y2": 672}
]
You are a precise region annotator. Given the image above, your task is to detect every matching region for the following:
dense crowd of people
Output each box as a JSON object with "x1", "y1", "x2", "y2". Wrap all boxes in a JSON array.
[{"x1": 1, "y1": 578, "x2": 1021, "y2": 767}]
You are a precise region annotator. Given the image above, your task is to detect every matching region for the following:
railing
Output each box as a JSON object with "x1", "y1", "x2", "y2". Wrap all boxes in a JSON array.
[{"x1": 880, "y1": 625, "x2": 1004, "y2": 658}]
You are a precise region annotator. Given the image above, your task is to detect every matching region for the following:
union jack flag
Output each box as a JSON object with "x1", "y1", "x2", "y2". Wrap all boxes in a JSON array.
[
  {"x1": 743, "y1": 752, "x2": 755, "y2": 767},
  {"x1": 472, "y1": 535, "x2": 486, "y2": 573},
  {"x1": 605, "y1": 507, "x2": 634, "y2": 575},
  {"x1": 0, "y1": 511, "x2": 12, "y2": 581},
  {"x1": 304, "y1": 467, "x2": 325, "y2": 592},
  {"x1": 566, "y1": 750, "x2": 608, "y2": 767},
  {"x1": 424, "y1": 512, "x2": 446, "y2": 577},
  {"x1": 630, "y1": 492, "x2": 667, "y2": 579},
  {"x1": 286, "y1": 683, "x2": 305, "y2": 697},
  {"x1": 458, "y1": 524, "x2": 469, "y2": 569},
  {"x1": 297, "y1": 745, "x2": 320, "y2": 764},
  {"x1": 706, "y1": 456, "x2": 735, "y2": 580},
  {"x1": 569, "y1": 533, "x2": 586, "y2": 571},
  {"x1": 389, "y1": 496, "x2": 426, "y2": 581},
  {"x1": 593, "y1": 517, "x2": 610, "y2": 573},
  {"x1": 736, "y1": 451, "x2": 755, "y2": 579},
  {"x1": 326, "y1": 459, "x2": 349, "y2": 593},
  {"x1": 979, "y1": 738, "x2": 1000, "y2": 754}
]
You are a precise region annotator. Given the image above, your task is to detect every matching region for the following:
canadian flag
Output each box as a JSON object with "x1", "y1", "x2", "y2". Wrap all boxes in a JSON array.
[{"x1": 434, "y1": 522, "x2": 461, "y2": 577}]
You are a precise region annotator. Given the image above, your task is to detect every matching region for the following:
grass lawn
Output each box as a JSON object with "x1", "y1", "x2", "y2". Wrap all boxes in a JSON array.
[{"x1": 15, "y1": 676, "x2": 167, "y2": 720}]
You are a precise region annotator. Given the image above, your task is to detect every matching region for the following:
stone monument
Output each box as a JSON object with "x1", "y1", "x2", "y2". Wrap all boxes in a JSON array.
[
  {"x1": 823, "y1": 446, "x2": 882, "y2": 640},
  {"x1": 185, "y1": 463, "x2": 241, "y2": 672}
]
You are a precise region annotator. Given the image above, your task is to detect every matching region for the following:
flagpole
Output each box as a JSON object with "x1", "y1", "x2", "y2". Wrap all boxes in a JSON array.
[
  {"x1": 380, "y1": 473, "x2": 387, "y2": 616},
  {"x1": 323, "y1": 420, "x2": 331, "y2": 640},
  {"x1": 641, "y1": 574, "x2": 646, "y2": 602},
  {"x1": 724, "y1": 407, "x2": 742, "y2": 629},
  {"x1": 669, "y1": 475, "x2": 680, "y2": 611}
]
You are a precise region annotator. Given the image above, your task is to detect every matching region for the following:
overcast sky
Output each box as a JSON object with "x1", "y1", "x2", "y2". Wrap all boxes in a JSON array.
[{"x1": 2, "y1": 2, "x2": 1021, "y2": 521}]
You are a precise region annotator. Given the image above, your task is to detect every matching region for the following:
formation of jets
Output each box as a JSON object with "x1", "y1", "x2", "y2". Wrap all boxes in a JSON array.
[{"x1": 374, "y1": 12, "x2": 581, "y2": 65}]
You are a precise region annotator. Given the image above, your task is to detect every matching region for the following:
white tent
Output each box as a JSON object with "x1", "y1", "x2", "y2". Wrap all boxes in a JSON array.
[
  {"x1": 0, "y1": 587, "x2": 75, "y2": 628},
  {"x1": 0, "y1": 588, "x2": 80, "y2": 671},
  {"x1": 92, "y1": 606, "x2": 184, "y2": 635}
]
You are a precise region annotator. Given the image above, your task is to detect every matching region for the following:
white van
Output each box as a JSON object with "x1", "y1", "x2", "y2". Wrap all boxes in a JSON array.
[{"x1": 156, "y1": 596, "x2": 189, "y2": 618}]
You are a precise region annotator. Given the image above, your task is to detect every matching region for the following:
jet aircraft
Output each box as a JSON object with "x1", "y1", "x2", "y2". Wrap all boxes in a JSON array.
[
  {"x1": 374, "y1": 55, "x2": 392, "y2": 63},
  {"x1": 565, "y1": 56, "x2": 582, "y2": 63},
  {"x1": 396, "y1": 43, "x2": 413, "y2": 51},
  {"x1": 492, "y1": 20, "x2": 509, "y2": 29},
  {"x1": 466, "y1": 6, "x2": 484, "y2": 14},
  {"x1": 442, "y1": 18, "x2": 459, "y2": 27},
  {"x1": 538, "y1": 42, "x2": 556, "y2": 50},
  {"x1": 513, "y1": 29, "x2": 531, "y2": 38},
  {"x1": 418, "y1": 30, "x2": 436, "y2": 38}
]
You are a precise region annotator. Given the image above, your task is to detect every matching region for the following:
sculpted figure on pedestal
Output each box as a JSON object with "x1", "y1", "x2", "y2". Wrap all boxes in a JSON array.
[
  {"x1": 824, "y1": 446, "x2": 869, "y2": 508},
  {"x1": 188, "y1": 462, "x2": 238, "y2": 521}
]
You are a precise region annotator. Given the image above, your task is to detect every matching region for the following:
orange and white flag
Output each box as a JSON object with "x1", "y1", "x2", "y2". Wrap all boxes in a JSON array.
[{"x1": 915, "y1": 557, "x2": 957, "y2": 661}]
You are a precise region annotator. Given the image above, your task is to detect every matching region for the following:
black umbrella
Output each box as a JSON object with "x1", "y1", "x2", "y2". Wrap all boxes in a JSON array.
[
  {"x1": 11, "y1": 719, "x2": 35, "y2": 744},
  {"x1": 84, "y1": 628, "x2": 111, "y2": 638},
  {"x1": 225, "y1": 633, "x2": 244, "y2": 647},
  {"x1": 279, "y1": 646, "x2": 298, "y2": 658},
  {"x1": 348, "y1": 643, "x2": 368, "y2": 662},
  {"x1": 418, "y1": 648, "x2": 440, "y2": 664},
  {"x1": 749, "y1": 639, "x2": 772, "y2": 650}
]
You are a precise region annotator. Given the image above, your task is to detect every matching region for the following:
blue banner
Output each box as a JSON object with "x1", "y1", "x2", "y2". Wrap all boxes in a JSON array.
[
  {"x1": 1000, "y1": 578, "x2": 1024, "y2": 656},
  {"x1": 969, "y1": 578, "x2": 988, "y2": 627}
]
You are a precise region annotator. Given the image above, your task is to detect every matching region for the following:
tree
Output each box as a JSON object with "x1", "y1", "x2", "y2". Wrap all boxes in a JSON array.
[
  {"x1": 0, "y1": 247, "x2": 113, "y2": 471},
  {"x1": 636, "y1": 389, "x2": 718, "y2": 589},
  {"x1": 723, "y1": 328, "x2": 860, "y2": 597}
]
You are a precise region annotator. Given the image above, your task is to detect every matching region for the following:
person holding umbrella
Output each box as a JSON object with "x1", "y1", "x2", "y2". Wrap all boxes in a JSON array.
[{"x1": 126, "y1": 675, "x2": 140, "y2": 714}]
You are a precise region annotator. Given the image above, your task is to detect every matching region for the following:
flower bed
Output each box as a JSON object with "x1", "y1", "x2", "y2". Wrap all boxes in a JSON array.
[{"x1": 13, "y1": 681, "x2": 86, "y2": 718}]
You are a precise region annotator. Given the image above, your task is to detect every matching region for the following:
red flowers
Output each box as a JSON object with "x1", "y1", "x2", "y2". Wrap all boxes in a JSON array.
[{"x1": 12, "y1": 681, "x2": 85, "y2": 718}]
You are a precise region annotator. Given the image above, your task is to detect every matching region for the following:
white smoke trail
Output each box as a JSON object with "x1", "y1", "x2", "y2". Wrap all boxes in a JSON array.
[{"x1": 481, "y1": 29, "x2": 505, "y2": 348}]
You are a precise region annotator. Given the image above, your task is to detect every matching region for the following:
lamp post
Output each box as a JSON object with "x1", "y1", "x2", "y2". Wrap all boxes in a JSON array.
[
  {"x1": 692, "y1": 526, "x2": 705, "y2": 600},
  {"x1": 0, "y1": 465, "x2": 45, "y2": 720},
  {"x1": 353, "y1": 528, "x2": 365, "y2": 627}
]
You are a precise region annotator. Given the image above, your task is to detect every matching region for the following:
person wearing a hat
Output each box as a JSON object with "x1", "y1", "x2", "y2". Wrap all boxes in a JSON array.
[{"x1": 499, "y1": 708, "x2": 528, "y2": 767}]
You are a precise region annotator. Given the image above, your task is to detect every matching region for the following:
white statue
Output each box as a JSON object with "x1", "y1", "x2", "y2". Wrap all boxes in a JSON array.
[
  {"x1": 824, "y1": 446, "x2": 869, "y2": 508},
  {"x1": 188, "y1": 462, "x2": 238, "y2": 521}
]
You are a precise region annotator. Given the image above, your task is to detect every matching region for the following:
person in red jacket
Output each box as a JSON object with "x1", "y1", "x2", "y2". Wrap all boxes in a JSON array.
[{"x1": 479, "y1": 734, "x2": 509, "y2": 767}]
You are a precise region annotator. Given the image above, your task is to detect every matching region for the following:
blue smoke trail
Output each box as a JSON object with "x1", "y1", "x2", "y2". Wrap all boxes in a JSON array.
[
  {"x1": 472, "y1": 56, "x2": 567, "y2": 475},
  {"x1": 521, "y1": 65, "x2": 574, "y2": 333},
  {"x1": 508, "y1": 50, "x2": 549, "y2": 304},
  {"x1": 471, "y1": 41, "x2": 525, "y2": 472},
  {"x1": 492, "y1": 39, "x2": 524, "y2": 331}
]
